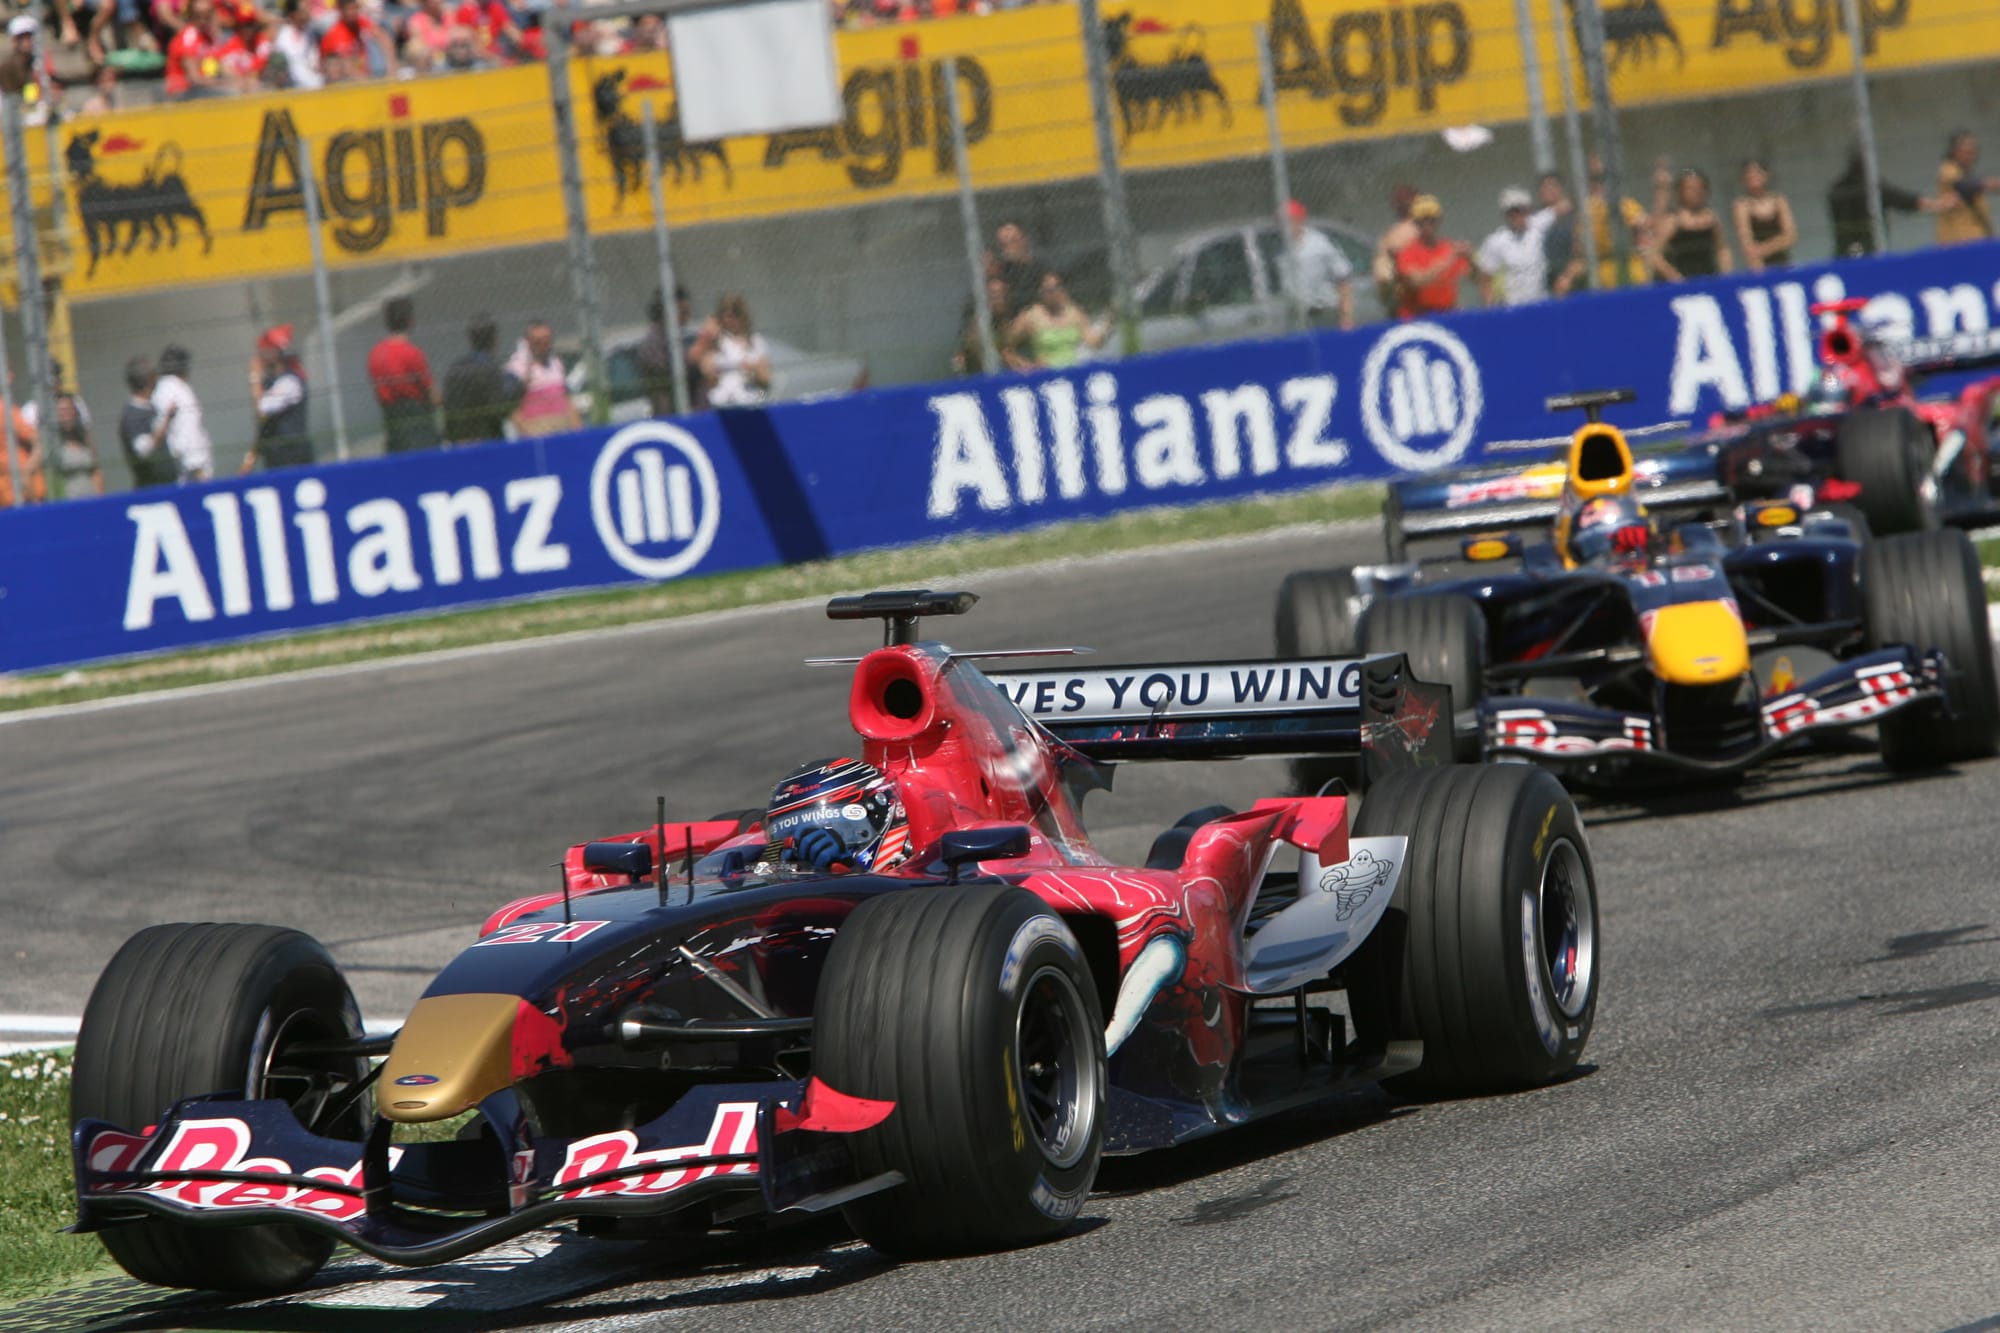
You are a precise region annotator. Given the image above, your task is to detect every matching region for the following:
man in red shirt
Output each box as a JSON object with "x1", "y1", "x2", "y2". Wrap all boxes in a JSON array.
[
  {"x1": 367, "y1": 296, "x2": 441, "y2": 453},
  {"x1": 164, "y1": 0, "x2": 228, "y2": 98},
  {"x1": 1392, "y1": 194, "x2": 1473, "y2": 320},
  {"x1": 319, "y1": 0, "x2": 390, "y2": 78}
]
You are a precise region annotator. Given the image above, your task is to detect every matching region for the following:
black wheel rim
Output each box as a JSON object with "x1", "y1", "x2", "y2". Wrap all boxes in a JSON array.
[
  {"x1": 1523, "y1": 837, "x2": 1596, "y2": 1039},
  {"x1": 1013, "y1": 966, "x2": 1098, "y2": 1170},
  {"x1": 248, "y1": 1008, "x2": 367, "y2": 1136}
]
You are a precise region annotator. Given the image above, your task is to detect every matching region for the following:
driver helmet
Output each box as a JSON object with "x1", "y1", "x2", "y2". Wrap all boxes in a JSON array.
[
  {"x1": 762, "y1": 758, "x2": 910, "y2": 872},
  {"x1": 1801, "y1": 366, "x2": 1847, "y2": 415},
  {"x1": 1568, "y1": 493, "x2": 1652, "y2": 565}
]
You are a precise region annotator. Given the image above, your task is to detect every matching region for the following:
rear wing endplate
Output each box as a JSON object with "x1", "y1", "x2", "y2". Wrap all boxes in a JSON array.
[{"x1": 986, "y1": 653, "x2": 1452, "y2": 782}]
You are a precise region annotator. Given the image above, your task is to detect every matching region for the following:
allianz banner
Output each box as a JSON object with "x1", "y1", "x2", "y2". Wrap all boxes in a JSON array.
[
  {"x1": 4, "y1": 241, "x2": 2000, "y2": 673},
  {"x1": 38, "y1": 0, "x2": 2000, "y2": 300}
]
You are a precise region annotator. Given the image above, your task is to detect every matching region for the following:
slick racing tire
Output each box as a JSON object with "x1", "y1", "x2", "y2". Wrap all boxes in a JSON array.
[
  {"x1": 816, "y1": 885, "x2": 1105, "y2": 1256},
  {"x1": 70, "y1": 923, "x2": 369, "y2": 1294},
  {"x1": 1359, "y1": 593, "x2": 1487, "y2": 762},
  {"x1": 1862, "y1": 529, "x2": 2000, "y2": 769},
  {"x1": 1346, "y1": 765, "x2": 1598, "y2": 1097},
  {"x1": 1836, "y1": 408, "x2": 1938, "y2": 536},
  {"x1": 1276, "y1": 567, "x2": 1364, "y2": 793}
]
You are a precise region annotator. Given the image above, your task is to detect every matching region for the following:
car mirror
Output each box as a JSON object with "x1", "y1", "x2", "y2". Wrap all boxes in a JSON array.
[
  {"x1": 939, "y1": 826, "x2": 1031, "y2": 882},
  {"x1": 582, "y1": 841, "x2": 653, "y2": 880}
]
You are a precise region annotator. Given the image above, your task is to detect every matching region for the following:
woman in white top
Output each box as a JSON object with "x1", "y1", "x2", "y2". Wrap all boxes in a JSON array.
[{"x1": 701, "y1": 294, "x2": 772, "y2": 408}]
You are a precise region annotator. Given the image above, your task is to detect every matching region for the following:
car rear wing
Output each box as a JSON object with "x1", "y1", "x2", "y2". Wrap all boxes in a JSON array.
[
  {"x1": 985, "y1": 653, "x2": 1452, "y2": 782},
  {"x1": 1390, "y1": 447, "x2": 1729, "y2": 545}
]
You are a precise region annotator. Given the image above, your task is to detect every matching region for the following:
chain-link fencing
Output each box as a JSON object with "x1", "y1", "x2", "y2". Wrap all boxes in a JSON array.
[{"x1": 0, "y1": 0, "x2": 1994, "y2": 500}]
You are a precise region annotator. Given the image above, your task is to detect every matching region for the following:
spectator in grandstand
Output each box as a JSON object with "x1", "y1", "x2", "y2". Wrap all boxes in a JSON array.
[
  {"x1": 270, "y1": 0, "x2": 322, "y2": 87},
  {"x1": 951, "y1": 276, "x2": 1018, "y2": 376},
  {"x1": 1649, "y1": 164, "x2": 1733, "y2": 282},
  {"x1": 320, "y1": 0, "x2": 391, "y2": 79},
  {"x1": 403, "y1": 0, "x2": 454, "y2": 63},
  {"x1": 700, "y1": 294, "x2": 774, "y2": 408},
  {"x1": 1391, "y1": 195, "x2": 1472, "y2": 320},
  {"x1": 452, "y1": 0, "x2": 517, "y2": 61},
  {"x1": 441, "y1": 311, "x2": 521, "y2": 443},
  {"x1": 241, "y1": 323, "x2": 314, "y2": 473},
  {"x1": 1535, "y1": 173, "x2": 1579, "y2": 297},
  {"x1": 0, "y1": 407, "x2": 43, "y2": 509},
  {"x1": 1008, "y1": 271, "x2": 1104, "y2": 371},
  {"x1": 987, "y1": 222, "x2": 1045, "y2": 318},
  {"x1": 20, "y1": 361, "x2": 102, "y2": 498},
  {"x1": 152, "y1": 344, "x2": 212, "y2": 482},
  {"x1": 1935, "y1": 130, "x2": 1999, "y2": 246},
  {"x1": 1567, "y1": 153, "x2": 1650, "y2": 290},
  {"x1": 1475, "y1": 187, "x2": 1550, "y2": 308},
  {"x1": 151, "y1": 0, "x2": 190, "y2": 41},
  {"x1": 1733, "y1": 158, "x2": 1797, "y2": 272},
  {"x1": 0, "y1": 15, "x2": 47, "y2": 97},
  {"x1": 368, "y1": 295, "x2": 441, "y2": 454},
  {"x1": 626, "y1": 12, "x2": 662, "y2": 51},
  {"x1": 118, "y1": 356, "x2": 177, "y2": 490},
  {"x1": 78, "y1": 61, "x2": 119, "y2": 113},
  {"x1": 1826, "y1": 147, "x2": 1940, "y2": 258},
  {"x1": 87, "y1": 0, "x2": 158, "y2": 68},
  {"x1": 637, "y1": 286, "x2": 712, "y2": 415},
  {"x1": 1371, "y1": 182, "x2": 1420, "y2": 313},
  {"x1": 1281, "y1": 198, "x2": 1354, "y2": 330},
  {"x1": 164, "y1": 0, "x2": 231, "y2": 98},
  {"x1": 506, "y1": 320, "x2": 581, "y2": 437}
]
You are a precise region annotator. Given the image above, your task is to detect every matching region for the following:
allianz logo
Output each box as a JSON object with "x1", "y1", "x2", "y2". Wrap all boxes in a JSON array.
[
  {"x1": 123, "y1": 423, "x2": 719, "y2": 632},
  {"x1": 1668, "y1": 270, "x2": 2000, "y2": 413}
]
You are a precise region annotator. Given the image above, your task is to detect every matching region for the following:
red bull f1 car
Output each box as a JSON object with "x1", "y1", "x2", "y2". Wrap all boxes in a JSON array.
[
  {"x1": 1279, "y1": 392, "x2": 2000, "y2": 784},
  {"x1": 1384, "y1": 303, "x2": 2000, "y2": 560},
  {"x1": 69, "y1": 591, "x2": 1599, "y2": 1292}
]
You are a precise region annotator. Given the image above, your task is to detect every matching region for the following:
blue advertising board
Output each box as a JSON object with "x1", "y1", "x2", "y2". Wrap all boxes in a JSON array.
[{"x1": 6, "y1": 240, "x2": 2000, "y2": 673}]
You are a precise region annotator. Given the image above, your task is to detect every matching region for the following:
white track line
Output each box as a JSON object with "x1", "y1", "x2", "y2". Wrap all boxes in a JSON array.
[
  {"x1": 0, "y1": 1015, "x2": 403, "y2": 1049},
  {"x1": 0, "y1": 519, "x2": 1368, "y2": 729}
]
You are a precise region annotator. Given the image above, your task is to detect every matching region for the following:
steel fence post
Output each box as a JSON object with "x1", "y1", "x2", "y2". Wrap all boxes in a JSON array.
[
  {"x1": 1254, "y1": 24, "x2": 1303, "y2": 335},
  {"x1": 2, "y1": 95, "x2": 57, "y2": 499},
  {"x1": 641, "y1": 101, "x2": 692, "y2": 418},
  {"x1": 1837, "y1": 0, "x2": 1887, "y2": 254},
  {"x1": 1547, "y1": 0, "x2": 1598, "y2": 284},
  {"x1": 546, "y1": 19, "x2": 609, "y2": 425},
  {"x1": 943, "y1": 57, "x2": 1001, "y2": 378},
  {"x1": 295, "y1": 135, "x2": 350, "y2": 463},
  {"x1": 1511, "y1": 0, "x2": 1555, "y2": 176},
  {"x1": 1570, "y1": 0, "x2": 1630, "y2": 286},
  {"x1": 1076, "y1": 0, "x2": 1140, "y2": 356}
]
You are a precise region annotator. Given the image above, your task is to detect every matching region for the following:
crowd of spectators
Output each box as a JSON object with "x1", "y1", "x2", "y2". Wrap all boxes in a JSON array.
[{"x1": 1370, "y1": 130, "x2": 2000, "y2": 318}]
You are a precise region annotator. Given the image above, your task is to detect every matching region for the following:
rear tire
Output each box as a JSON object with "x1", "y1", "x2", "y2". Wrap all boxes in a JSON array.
[
  {"x1": 71, "y1": 923, "x2": 368, "y2": 1294},
  {"x1": 1276, "y1": 567, "x2": 1364, "y2": 793},
  {"x1": 1836, "y1": 408, "x2": 1937, "y2": 536},
  {"x1": 1862, "y1": 529, "x2": 2000, "y2": 768},
  {"x1": 1346, "y1": 766, "x2": 1598, "y2": 1096},
  {"x1": 815, "y1": 885, "x2": 1105, "y2": 1256},
  {"x1": 1359, "y1": 593, "x2": 1486, "y2": 761}
]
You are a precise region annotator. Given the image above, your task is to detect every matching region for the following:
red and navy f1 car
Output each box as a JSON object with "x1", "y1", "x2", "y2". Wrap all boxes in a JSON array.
[
  {"x1": 69, "y1": 591, "x2": 1600, "y2": 1292},
  {"x1": 1385, "y1": 302, "x2": 2000, "y2": 559},
  {"x1": 1279, "y1": 393, "x2": 2000, "y2": 783}
]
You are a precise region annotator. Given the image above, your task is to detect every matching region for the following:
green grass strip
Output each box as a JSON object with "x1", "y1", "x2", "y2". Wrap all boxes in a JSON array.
[
  {"x1": 0, "y1": 1050, "x2": 114, "y2": 1306},
  {"x1": 0, "y1": 485, "x2": 1382, "y2": 714}
]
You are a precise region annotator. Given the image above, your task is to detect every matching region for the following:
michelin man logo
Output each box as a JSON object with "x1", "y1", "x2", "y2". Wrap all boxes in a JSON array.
[
  {"x1": 590, "y1": 421, "x2": 721, "y2": 580},
  {"x1": 1360, "y1": 321, "x2": 1483, "y2": 473},
  {"x1": 1318, "y1": 848, "x2": 1396, "y2": 921}
]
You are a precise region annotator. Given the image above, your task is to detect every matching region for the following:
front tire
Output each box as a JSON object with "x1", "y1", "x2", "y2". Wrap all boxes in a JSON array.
[
  {"x1": 1346, "y1": 766, "x2": 1598, "y2": 1096},
  {"x1": 1862, "y1": 529, "x2": 2000, "y2": 768},
  {"x1": 815, "y1": 885, "x2": 1105, "y2": 1256},
  {"x1": 1836, "y1": 407, "x2": 1937, "y2": 536},
  {"x1": 71, "y1": 923, "x2": 368, "y2": 1293},
  {"x1": 1276, "y1": 567, "x2": 1364, "y2": 793},
  {"x1": 1359, "y1": 593, "x2": 1487, "y2": 761}
]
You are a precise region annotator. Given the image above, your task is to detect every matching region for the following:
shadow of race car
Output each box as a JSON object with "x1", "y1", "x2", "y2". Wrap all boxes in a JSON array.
[
  {"x1": 69, "y1": 591, "x2": 1600, "y2": 1292},
  {"x1": 1277, "y1": 391, "x2": 2000, "y2": 789}
]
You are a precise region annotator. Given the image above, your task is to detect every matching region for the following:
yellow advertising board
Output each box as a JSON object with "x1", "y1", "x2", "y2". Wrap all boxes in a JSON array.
[{"x1": 33, "y1": 0, "x2": 2000, "y2": 302}]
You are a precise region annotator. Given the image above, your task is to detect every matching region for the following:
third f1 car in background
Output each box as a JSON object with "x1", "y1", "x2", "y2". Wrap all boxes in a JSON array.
[{"x1": 1276, "y1": 392, "x2": 2000, "y2": 786}]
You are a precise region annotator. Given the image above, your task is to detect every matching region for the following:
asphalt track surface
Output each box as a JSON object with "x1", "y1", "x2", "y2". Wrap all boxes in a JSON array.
[{"x1": 7, "y1": 526, "x2": 2000, "y2": 1332}]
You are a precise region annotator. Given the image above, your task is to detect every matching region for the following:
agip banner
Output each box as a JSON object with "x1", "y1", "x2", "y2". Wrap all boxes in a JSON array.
[{"x1": 7, "y1": 240, "x2": 2000, "y2": 674}]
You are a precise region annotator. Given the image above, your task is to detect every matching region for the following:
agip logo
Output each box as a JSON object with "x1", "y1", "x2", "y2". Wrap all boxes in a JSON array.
[
  {"x1": 1359, "y1": 321, "x2": 1483, "y2": 473},
  {"x1": 590, "y1": 421, "x2": 721, "y2": 580}
]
